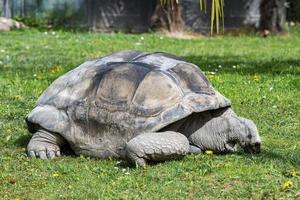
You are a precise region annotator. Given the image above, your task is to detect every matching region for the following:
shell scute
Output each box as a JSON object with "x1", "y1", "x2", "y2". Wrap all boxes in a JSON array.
[
  {"x1": 171, "y1": 63, "x2": 214, "y2": 95},
  {"x1": 96, "y1": 63, "x2": 149, "y2": 110},
  {"x1": 131, "y1": 70, "x2": 183, "y2": 116}
]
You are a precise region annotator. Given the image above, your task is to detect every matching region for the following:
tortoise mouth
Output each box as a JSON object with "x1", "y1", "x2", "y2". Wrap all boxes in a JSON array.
[{"x1": 243, "y1": 142, "x2": 261, "y2": 154}]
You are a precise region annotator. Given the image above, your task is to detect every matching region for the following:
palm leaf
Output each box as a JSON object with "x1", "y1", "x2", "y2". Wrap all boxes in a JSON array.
[{"x1": 160, "y1": 0, "x2": 224, "y2": 34}]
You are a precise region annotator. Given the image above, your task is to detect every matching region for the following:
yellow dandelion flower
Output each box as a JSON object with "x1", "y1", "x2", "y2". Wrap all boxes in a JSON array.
[
  {"x1": 205, "y1": 150, "x2": 214, "y2": 155},
  {"x1": 13, "y1": 95, "x2": 20, "y2": 100},
  {"x1": 253, "y1": 75, "x2": 260, "y2": 82},
  {"x1": 52, "y1": 172, "x2": 59, "y2": 177},
  {"x1": 50, "y1": 66, "x2": 62, "y2": 74},
  {"x1": 291, "y1": 169, "x2": 298, "y2": 177},
  {"x1": 208, "y1": 74, "x2": 215, "y2": 79},
  {"x1": 282, "y1": 180, "x2": 293, "y2": 189}
]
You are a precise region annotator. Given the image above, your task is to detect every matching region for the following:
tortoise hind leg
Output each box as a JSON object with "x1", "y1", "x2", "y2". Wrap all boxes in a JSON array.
[
  {"x1": 125, "y1": 131, "x2": 189, "y2": 167},
  {"x1": 27, "y1": 129, "x2": 66, "y2": 159}
]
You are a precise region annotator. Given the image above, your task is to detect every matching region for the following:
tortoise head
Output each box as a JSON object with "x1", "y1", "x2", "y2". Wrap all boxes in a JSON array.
[{"x1": 236, "y1": 117, "x2": 261, "y2": 154}]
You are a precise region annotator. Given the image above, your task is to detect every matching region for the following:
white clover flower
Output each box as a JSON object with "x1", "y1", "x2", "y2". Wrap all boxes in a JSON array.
[
  {"x1": 0, "y1": 49, "x2": 5, "y2": 53},
  {"x1": 218, "y1": 65, "x2": 222, "y2": 68},
  {"x1": 52, "y1": 31, "x2": 56, "y2": 35},
  {"x1": 160, "y1": 36, "x2": 164, "y2": 40},
  {"x1": 33, "y1": 74, "x2": 37, "y2": 77},
  {"x1": 269, "y1": 86, "x2": 273, "y2": 91},
  {"x1": 116, "y1": 161, "x2": 121, "y2": 165},
  {"x1": 135, "y1": 42, "x2": 141, "y2": 46},
  {"x1": 124, "y1": 172, "x2": 130, "y2": 175},
  {"x1": 232, "y1": 65, "x2": 236, "y2": 69},
  {"x1": 44, "y1": 31, "x2": 48, "y2": 35},
  {"x1": 140, "y1": 36, "x2": 144, "y2": 40}
]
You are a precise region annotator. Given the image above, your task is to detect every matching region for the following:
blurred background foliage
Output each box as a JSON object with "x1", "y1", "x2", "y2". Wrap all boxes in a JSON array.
[
  {"x1": 0, "y1": 0, "x2": 299, "y2": 33},
  {"x1": 287, "y1": 0, "x2": 300, "y2": 22}
]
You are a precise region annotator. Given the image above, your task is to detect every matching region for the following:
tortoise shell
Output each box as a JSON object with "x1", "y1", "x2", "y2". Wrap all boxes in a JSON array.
[{"x1": 26, "y1": 50, "x2": 230, "y2": 157}]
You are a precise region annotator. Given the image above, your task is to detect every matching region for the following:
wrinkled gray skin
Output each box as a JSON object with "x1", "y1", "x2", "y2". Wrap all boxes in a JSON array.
[{"x1": 26, "y1": 50, "x2": 261, "y2": 166}]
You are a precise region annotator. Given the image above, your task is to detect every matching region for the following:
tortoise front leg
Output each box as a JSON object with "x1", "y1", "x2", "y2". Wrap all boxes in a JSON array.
[
  {"x1": 125, "y1": 131, "x2": 189, "y2": 166},
  {"x1": 27, "y1": 129, "x2": 66, "y2": 159}
]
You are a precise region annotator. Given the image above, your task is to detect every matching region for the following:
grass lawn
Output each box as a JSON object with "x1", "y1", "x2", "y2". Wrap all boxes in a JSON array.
[{"x1": 0, "y1": 28, "x2": 299, "y2": 199}]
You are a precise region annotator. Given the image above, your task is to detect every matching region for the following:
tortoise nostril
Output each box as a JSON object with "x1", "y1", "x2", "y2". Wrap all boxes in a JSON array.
[
  {"x1": 243, "y1": 145, "x2": 252, "y2": 154},
  {"x1": 254, "y1": 142, "x2": 261, "y2": 153},
  {"x1": 244, "y1": 142, "x2": 261, "y2": 154}
]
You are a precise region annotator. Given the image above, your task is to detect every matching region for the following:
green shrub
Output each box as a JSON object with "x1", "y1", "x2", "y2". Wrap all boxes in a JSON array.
[
  {"x1": 287, "y1": 0, "x2": 300, "y2": 22},
  {"x1": 13, "y1": 16, "x2": 48, "y2": 28}
]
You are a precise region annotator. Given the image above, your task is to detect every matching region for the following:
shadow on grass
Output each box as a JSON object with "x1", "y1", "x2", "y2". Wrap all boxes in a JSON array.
[
  {"x1": 183, "y1": 55, "x2": 300, "y2": 76},
  {"x1": 261, "y1": 149, "x2": 300, "y2": 166},
  {"x1": 236, "y1": 149, "x2": 300, "y2": 166},
  {"x1": 14, "y1": 134, "x2": 31, "y2": 148},
  {"x1": 2, "y1": 55, "x2": 299, "y2": 77},
  {"x1": 14, "y1": 133, "x2": 299, "y2": 167}
]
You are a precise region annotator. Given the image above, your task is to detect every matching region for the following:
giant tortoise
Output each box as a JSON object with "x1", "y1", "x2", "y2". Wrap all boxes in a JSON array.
[{"x1": 26, "y1": 50, "x2": 261, "y2": 166}]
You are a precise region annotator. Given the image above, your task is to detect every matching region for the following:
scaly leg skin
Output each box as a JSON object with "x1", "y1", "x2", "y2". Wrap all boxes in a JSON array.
[
  {"x1": 189, "y1": 144, "x2": 202, "y2": 154},
  {"x1": 125, "y1": 131, "x2": 190, "y2": 167},
  {"x1": 188, "y1": 116, "x2": 238, "y2": 154},
  {"x1": 27, "y1": 129, "x2": 66, "y2": 159}
]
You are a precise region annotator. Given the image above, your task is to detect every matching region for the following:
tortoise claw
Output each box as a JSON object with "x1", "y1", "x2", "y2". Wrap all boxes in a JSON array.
[
  {"x1": 37, "y1": 151, "x2": 47, "y2": 159},
  {"x1": 28, "y1": 150, "x2": 36, "y2": 158}
]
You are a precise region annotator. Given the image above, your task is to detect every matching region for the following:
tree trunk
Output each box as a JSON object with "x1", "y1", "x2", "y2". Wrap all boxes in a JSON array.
[
  {"x1": 151, "y1": 0, "x2": 184, "y2": 32},
  {"x1": 259, "y1": 0, "x2": 286, "y2": 33},
  {"x1": 20, "y1": 0, "x2": 25, "y2": 16},
  {"x1": 86, "y1": 0, "x2": 97, "y2": 30},
  {"x1": 3, "y1": 0, "x2": 11, "y2": 18}
]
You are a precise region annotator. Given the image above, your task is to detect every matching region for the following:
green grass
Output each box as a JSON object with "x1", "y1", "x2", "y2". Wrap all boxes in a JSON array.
[{"x1": 0, "y1": 28, "x2": 299, "y2": 199}]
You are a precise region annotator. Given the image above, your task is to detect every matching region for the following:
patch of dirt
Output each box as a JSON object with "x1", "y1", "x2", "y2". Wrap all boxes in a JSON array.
[{"x1": 161, "y1": 31, "x2": 204, "y2": 39}]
